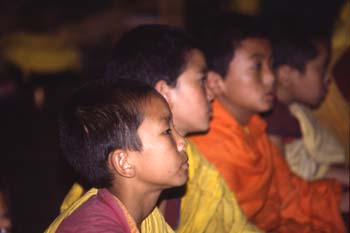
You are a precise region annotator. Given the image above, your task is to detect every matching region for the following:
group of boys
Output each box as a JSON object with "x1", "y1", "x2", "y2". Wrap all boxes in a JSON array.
[{"x1": 46, "y1": 14, "x2": 348, "y2": 233}]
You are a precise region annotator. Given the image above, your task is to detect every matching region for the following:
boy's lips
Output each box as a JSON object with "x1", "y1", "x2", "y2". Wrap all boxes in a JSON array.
[
  {"x1": 181, "y1": 152, "x2": 189, "y2": 170},
  {"x1": 265, "y1": 92, "x2": 275, "y2": 102},
  {"x1": 182, "y1": 162, "x2": 189, "y2": 170},
  {"x1": 208, "y1": 107, "x2": 213, "y2": 118}
]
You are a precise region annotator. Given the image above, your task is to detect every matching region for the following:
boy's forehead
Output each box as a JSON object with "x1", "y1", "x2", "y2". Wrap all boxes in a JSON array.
[
  {"x1": 185, "y1": 49, "x2": 207, "y2": 71},
  {"x1": 143, "y1": 94, "x2": 171, "y2": 119},
  {"x1": 241, "y1": 38, "x2": 271, "y2": 52},
  {"x1": 233, "y1": 37, "x2": 271, "y2": 60}
]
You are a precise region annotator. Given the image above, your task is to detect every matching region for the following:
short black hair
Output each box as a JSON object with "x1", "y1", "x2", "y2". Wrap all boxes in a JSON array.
[
  {"x1": 197, "y1": 13, "x2": 268, "y2": 78},
  {"x1": 105, "y1": 24, "x2": 200, "y2": 86},
  {"x1": 59, "y1": 78, "x2": 159, "y2": 188},
  {"x1": 271, "y1": 32, "x2": 331, "y2": 73}
]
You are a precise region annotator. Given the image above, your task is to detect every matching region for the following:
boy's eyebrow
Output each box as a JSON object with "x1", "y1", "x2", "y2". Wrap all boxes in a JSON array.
[
  {"x1": 250, "y1": 53, "x2": 266, "y2": 59},
  {"x1": 195, "y1": 65, "x2": 208, "y2": 73},
  {"x1": 250, "y1": 53, "x2": 273, "y2": 63},
  {"x1": 159, "y1": 114, "x2": 172, "y2": 123}
]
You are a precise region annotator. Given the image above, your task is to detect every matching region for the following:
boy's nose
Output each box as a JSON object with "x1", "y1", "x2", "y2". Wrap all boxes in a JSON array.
[
  {"x1": 264, "y1": 67, "x2": 275, "y2": 88},
  {"x1": 173, "y1": 128, "x2": 186, "y2": 153},
  {"x1": 205, "y1": 82, "x2": 214, "y2": 102}
]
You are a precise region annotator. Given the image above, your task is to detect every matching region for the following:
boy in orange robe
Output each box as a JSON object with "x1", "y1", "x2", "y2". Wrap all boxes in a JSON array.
[{"x1": 190, "y1": 15, "x2": 348, "y2": 232}]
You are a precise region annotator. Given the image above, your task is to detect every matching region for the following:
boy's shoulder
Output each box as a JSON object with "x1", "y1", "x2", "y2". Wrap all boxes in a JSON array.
[{"x1": 46, "y1": 188, "x2": 130, "y2": 233}]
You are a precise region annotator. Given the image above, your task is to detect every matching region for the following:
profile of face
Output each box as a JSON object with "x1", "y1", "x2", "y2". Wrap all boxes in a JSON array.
[
  {"x1": 158, "y1": 49, "x2": 213, "y2": 136},
  {"x1": 209, "y1": 38, "x2": 275, "y2": 124},
  {"x1": 130, "y1": 95, "x2": 188, "y2": 190},
  {"x1": 0, "y1": 192, "x2": 11, "y2": 233},
  {"x1": 287, "y1": 41, "x2": 331, "y2": 108}
]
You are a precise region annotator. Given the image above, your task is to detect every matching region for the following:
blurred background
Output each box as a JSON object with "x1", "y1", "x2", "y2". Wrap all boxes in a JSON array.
[{"x1": 0, "y1": 0, "x2": 348, "y2": 232}]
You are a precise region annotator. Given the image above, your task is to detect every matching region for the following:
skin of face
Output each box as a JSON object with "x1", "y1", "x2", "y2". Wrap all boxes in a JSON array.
[
  {"x1": 131, "y1": 95, "x2": 188, "y2": 190},
  {"x1": 287, "y1": 41, "x2": 331, "y2": 108},
  {"x1": 211, "y1": 38, "x2": 275, "y2": 125},
  {"x1": 166, "y1": 49, "x2": 213, "y2": 136}
]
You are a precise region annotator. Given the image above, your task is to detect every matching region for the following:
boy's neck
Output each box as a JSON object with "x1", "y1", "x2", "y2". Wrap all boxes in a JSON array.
[
  {"x1": 108, "y1": 185, "x2": 161, "y2": 230},
  {"x1": 217, "y1": 98, "x2": 253, "y2": 126}
]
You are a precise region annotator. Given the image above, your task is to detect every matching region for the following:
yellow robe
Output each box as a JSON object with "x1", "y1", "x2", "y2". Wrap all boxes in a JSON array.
[{"x1": 177, "y1": 141, "x2": 261, "y2": 233}]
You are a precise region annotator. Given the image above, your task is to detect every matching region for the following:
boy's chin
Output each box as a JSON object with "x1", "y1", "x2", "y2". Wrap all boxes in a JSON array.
[
  {"x1": 301, "y1": 97, "x2": 324, "y2": 109},
  {"x1": 258, "y1": 104, "x2": 274, "y2": 113},
  {"x1": 192, "y1": 125, "x2": 210, "y2": 135},
  {"x1": 305, "y1": 101, "x2": 322, "y2": 109}
]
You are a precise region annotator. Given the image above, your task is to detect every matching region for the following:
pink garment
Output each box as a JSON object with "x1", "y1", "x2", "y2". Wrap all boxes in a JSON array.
[{"x1": 57, "y1": 188, "x2": 131, "y2": 233}]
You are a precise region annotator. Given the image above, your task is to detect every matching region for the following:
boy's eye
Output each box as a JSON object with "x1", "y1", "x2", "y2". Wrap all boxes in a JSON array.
[
  {"x1": 200, "y1": 75, "x2": 207, "y2": 85},
  {"x1": 254, "y1": 62, "x2": 262, "y2": 71},
  {"x1": 163, "y1": 128, "x2": 172, "y2": 135}
]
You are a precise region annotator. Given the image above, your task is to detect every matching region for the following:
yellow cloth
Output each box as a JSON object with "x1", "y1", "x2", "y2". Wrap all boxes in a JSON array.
[
  {"x1": 285, "y1": 103, "x2": 346, "y2": 180},
  {"x1": 1, "y1": 33, "x2": 80, "y2": 76},
  {"x1": 313, "y1": 82, "x2": 349, "y2": 162},
  {"x1": 313, "y1": 0, "x2": 350, "y2": 162},
  {"x1": 46, "y1": 188, "x2": 173, "y2": 233},
  {"x1": 228, "y1": 0, "x2": 261, "y2": 15},
  {"x1": 329, "y1": 0, "x2": 350, "y2": 65},
  {"x1": 60, "y1": 140, "x2": 261, "y2": 233},
  {"x1": 59, "y1": 183, "x2": 84, "y2": 213},
  {"x1": 177, "y1": 140, "x2": 261, "y2": 233}
]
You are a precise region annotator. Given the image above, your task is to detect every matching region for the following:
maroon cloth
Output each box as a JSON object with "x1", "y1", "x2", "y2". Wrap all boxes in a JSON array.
[
  {"x1": 333, "y1": 49, "x2": 350, "y2": 101},
  {"x1": 57, "y1": 189, "x2": 130, "y2": 233},
  {"x1": 164, "y1": 198, "x2": 181, "y2": 229},
  {"x1": 264, "y1": 101, "x2": 302, "y2": 142}
]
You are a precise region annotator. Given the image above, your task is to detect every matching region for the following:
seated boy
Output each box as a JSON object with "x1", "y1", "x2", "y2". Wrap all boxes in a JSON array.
[
  {"x1": 190, "y1": 14, "x2": 348, "y2": 232},
  {"x1": 46, "y1": 78, "x2": 188, "y2": 232},
  {"x1": 264, "y1": 32, "x2": 349, "y2": 184},
  {"x1": 61, "y1": 25, "x2": 261, "y2": 232}
]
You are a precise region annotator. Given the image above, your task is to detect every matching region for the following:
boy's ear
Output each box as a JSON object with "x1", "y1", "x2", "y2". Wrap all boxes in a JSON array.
[
  {"x1": 154, "y1": 80, "x2": 173, "y2": 107},
  {"x1": 109, "y1": 149, "x2": 135, "y2": 178},
  {"x1": 207, "y1": 71, "x2": 224, "y2": 96},
  {"x1": 276, "y1": 65, "x2": 297, "y2": 88}
]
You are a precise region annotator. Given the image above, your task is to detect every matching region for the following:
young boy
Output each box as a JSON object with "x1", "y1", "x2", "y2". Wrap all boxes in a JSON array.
[
  {"x1": 61, "y1": 25, "x2": 261, "y2": 232},
  {"x1": 47, "y1": 78, "x2": 188, "y2": 232},
  {"x1": 265, "y1": 33, "x2": 349, "y2": 184},
  {"x1": 190, "y1": 15, "x2": 348, "y2": 232}
]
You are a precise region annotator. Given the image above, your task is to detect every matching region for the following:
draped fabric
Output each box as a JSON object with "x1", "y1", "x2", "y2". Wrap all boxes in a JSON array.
[
  {"x1": 176, "y1": 141, "x2": 261, "y2": 233},
  {"x1": 190, "y1": 101, "x2": 345, "y2": 233},
  {"x1": 266, "y1": 102, "x2": 346, "y2": 180}
]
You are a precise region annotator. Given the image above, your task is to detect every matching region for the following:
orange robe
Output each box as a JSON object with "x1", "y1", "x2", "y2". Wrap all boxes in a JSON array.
[{"x1": 190, "y1": 101, "x2": 345, "y2": 233}]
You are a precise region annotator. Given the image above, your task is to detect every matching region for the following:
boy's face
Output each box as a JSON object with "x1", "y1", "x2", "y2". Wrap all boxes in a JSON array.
[
  {"x1": 132, "y1": 95, "x2": 188, "y2": 190},
  {"x1": 167, "y1": 49, "x2": 213, "y2": 136},
  {"x1": 286, "y1": 41, "x2": 331, "y2": 107},
  {"x1": 212, "y1": 38, "x2": 275, "y2": 123}
]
